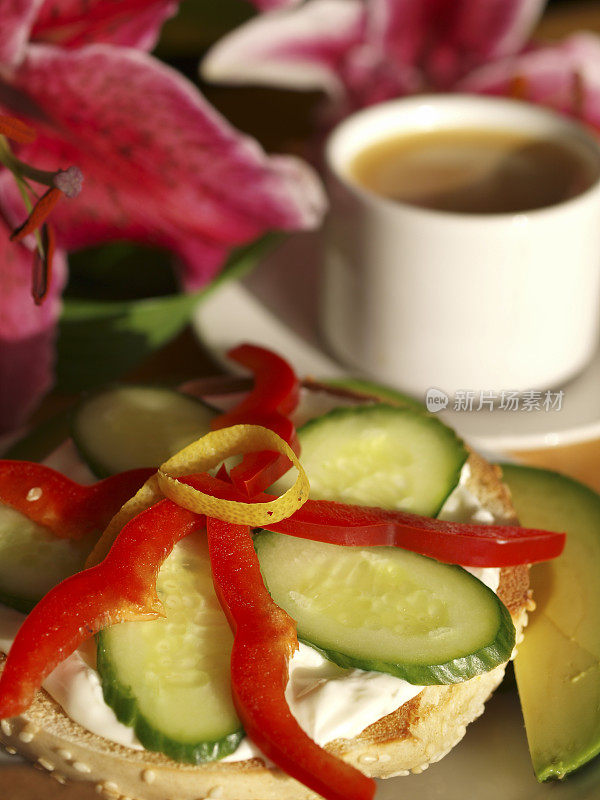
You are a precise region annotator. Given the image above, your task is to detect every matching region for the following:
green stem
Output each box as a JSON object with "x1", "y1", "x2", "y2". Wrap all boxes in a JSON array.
[
  {"x1": 0, "y1": 135, "x2": 44, "y2": 256},
  {"x1": 0, "y1": 136, "x2": 55, "y2": 187}
]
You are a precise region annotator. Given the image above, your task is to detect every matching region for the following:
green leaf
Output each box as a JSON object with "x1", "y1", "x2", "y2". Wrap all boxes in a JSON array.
[
  {"x1": 56, "y1": 234, "x2": 282, "y2": 393},
  {"x1": 66, "y1": 242, "x2": 178, "y2": 301}
]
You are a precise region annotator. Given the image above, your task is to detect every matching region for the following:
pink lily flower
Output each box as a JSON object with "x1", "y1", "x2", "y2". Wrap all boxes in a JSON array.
[
  {"x1": 0, "y1": 213, "x2": 67, "y2": 434},
  {"x1": 1, "y1": 0, "x2": 179, "y2": 56},
  {"x1": 0, "y1": 0, "x2": 326, "y2": 435},
  {"x1": 459, "y1": 33, "x2": 600, "y2": 130},
  {"x1": 202, "y1": 0, "x2": 600, "y2": 128}
]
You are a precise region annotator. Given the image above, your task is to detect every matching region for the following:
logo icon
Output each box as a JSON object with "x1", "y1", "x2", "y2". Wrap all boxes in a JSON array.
[{"x1": 425, "y1": 388, "x2": 449, "y2": 413}]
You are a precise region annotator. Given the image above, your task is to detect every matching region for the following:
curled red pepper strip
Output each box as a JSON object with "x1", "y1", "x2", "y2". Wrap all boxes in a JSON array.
[
  {"x1": 181, "y1": 474, "x2": 566, "y2": 567},
  {"x1": 206, "y1": 516, "x2": 375, "y2": 800},
  {"x1": 0, "y1": 499, "x2": 199, "y2": 719},
  {"x1": 211, "y1": 344, "x2": 301, "y2": 496},
  {"x1": 0, "y1": 461, "x2": 154, "y2": 540},
  {"x1": 228, "y1": 413, "x2": 299, "y2": 498},
  {"x1": 214, "y1": 344, "x2": 300, "y2": 423}
]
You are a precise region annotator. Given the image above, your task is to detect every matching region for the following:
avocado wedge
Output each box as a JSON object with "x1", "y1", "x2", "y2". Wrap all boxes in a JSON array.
[{"x1": 501, "y1": 464, "x2": 600, "y2": 781}]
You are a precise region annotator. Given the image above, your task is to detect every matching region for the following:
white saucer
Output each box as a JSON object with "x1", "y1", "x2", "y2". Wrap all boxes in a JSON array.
[{"x1": 194, "y1": 232, "x2": 600, "y2": 453}]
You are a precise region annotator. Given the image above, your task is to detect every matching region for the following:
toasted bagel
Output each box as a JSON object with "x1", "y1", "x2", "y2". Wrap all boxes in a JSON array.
[{"x1": 0, "y1": 386, "x2": 531, "y2": 800}]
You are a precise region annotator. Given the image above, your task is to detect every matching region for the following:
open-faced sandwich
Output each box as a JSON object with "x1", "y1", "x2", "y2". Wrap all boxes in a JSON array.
[{"x1": 0, "y1": 344, "x2": 575, "y2": 799}]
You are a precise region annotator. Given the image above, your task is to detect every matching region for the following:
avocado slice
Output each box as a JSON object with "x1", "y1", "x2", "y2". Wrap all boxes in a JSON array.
[{"x1": 501, "y1": 464, "x2": 600, "y2": 781}]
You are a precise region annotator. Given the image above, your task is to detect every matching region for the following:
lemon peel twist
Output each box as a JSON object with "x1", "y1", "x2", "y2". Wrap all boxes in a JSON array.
[
  {"x1": 158, "y1": 424, "x2": 308, "y2": 524},
  {"x1": 86, "y1": 424, "x2": 308, "y2": 567}
]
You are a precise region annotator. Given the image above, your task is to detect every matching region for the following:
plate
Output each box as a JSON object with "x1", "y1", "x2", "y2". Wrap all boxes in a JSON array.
[
  {"x1": 2, "y1": 691, "x2": 600, "y2": 798},
  {"x1": 193, "y1": 232, "x2": 600, "y2": 453},
  {"x1": 377, "y1": 688, "x2": 600, "y2": 800}
]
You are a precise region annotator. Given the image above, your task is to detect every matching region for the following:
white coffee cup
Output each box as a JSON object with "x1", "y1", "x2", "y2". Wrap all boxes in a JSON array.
[{"x1": 321, "y1": 94, "x2": 600, "y2": 397}]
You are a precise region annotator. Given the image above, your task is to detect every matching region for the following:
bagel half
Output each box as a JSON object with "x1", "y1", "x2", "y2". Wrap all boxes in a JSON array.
[{"x1": 0, "y1": 388, "x2": 532, "y2": 800}]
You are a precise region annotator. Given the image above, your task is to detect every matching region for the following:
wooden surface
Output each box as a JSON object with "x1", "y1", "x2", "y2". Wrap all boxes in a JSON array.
[
  {"x1": 3, "y1": 2, "x2": 600, "y2": 798},
  {"x1": 513, "y1": 438, "x2": 600, "y2": 493}
]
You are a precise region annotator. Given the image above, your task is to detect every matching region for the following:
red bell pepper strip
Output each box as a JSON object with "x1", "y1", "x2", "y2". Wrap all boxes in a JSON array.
[
  {"x1": 206, "y1": 516, "x2": 375, "y2": 800},
  {"x1": 213, "y1": 344, "x2": 300, "y2": 423},
  {"x1": 0, "y1": 498, "x2": 199, "y2": 719},
  {"x1": 181, "y1": 473, "x2": 566, "y2": 567},
  {"x1": 211, "y1": 344, "x2": 300, "y2": 496},
  {"x1": 270, "y1": 497, "x2": 566, "y2": 567},
  {"x1": 0, "y1": 461, "x2": 154, "y2": 540},
  {"x1": 229, "y1": 413, "x2": 299, "y2": 498}
]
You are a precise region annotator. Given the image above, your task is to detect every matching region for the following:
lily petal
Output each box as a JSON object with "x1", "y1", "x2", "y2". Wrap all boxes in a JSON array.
[
  {"x1": 202, "y1": 0, "x2": 366, "y2": 96},
  {"x1": 31, "y1": 0, "x2": 178, "y2": 51},
  {"x1": 0, "y1": 213, "x2": 66, "y2": 434},
  {"x1": 458, "y1": 0, "x2": 547, "y2": 60},
  {"x1": 4, "y1": 44, "x2": 326, "y2": 289},
  {"x1": 459, "y1": 33, "x2": 600, "y2": 130},
  {"x1": 0, "y1": 0, "x2": 43, "y2": 66},
  {"x1": 369, "y1": 0, "x2": 547, "y2": 89},
  {"x1": 203, "y1": 0, "x2": 548, "y2": 101}
]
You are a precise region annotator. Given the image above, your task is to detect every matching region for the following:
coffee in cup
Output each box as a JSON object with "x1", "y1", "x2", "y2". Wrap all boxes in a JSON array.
[{"x1": 348, "y1": 127, "x2": 597, "y2": 215}]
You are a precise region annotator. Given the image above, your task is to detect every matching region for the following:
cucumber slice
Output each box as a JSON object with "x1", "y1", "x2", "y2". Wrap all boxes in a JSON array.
[
  {"x1": 255, "y1": 532, "x2": 515, "y2": 685},
  {"x1": 277, "y1": 405, "x2": 467, "y2": 516},
  {"x1": 71, "y1": 386, "x2": 217, "y2": 477},
  {"x1": 0, "y1": 506, "x2": 95, "y2": 613},
  {"x1": 97, "y1": 531, "x2": 243, "y2": 763}
]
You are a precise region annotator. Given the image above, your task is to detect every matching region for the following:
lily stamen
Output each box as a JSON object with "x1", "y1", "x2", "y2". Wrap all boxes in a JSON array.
[
  {"x1": 10, "y1": 187, "x2": 63, "y2": 242},
  {"x1": 572, "y1": 71, "x2": 585, "y2": 121},
  {"x1": 509, "y1": 74, "x2": 528, "y2": 101},
  {"x1": 31, "y1": 225, "x2": 55, "y2": 306},
  {"x1": 0, "y1": 113, "x2": 83, "y2": 308},
  {"x1": 0, "y1": 116, "x2": 36, "y2": 145}
]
